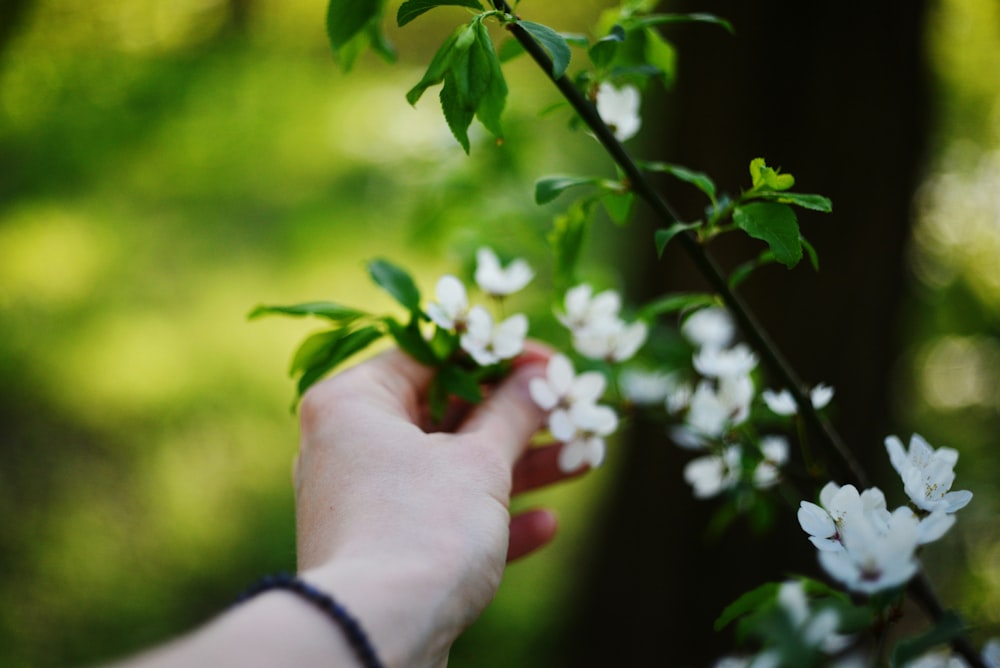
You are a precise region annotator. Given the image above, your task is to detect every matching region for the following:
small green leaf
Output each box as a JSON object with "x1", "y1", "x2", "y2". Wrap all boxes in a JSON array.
[
  {"x1": 518, "y1": 20, "x2": 572, "y2": 78},
  {"x1": 601, "y1": 191, "x2": 633, "y2": 225},
  {"x1": 733, "y1": 202, "x2": 802, "y2": 268},
  {"x1": 407, "y1": 26, "x2": 463, "y2": 105},
  {"x1": 589, "y1": 24, "x2": 625, "y2": 68},
  {"x1": 290, "y1": 329, "x2": 343, "y2": 378},
  {"x1": 248, "y1": 301, "x2": 367, "y2": 323},
  {"x1": 637, "y1": 292, "x2": 716, "y2": 320},
  {"x1": 631, "y1": 12, "x2": 734, "y2": 35},
  {"x1": 385, "y1": 316, "x2": 439, "y2": 366},
  {"x1": 749, "y1": 157, "x2": 795, "y2": 191},
  {"x1": 296, "y1": 325, "x2": 384, "y2": 397},
  {"x1": 497, "y1": 37, "x2": 525, "y2": 63},
  {"x1": 890, "y1": 611, "x2": 967, "y2": 668},
  {"x1": 548, "y1": 199, "x2": 595, "y2": 293},
  {"x1": 801, "y1": 236, "x2": 820, "y2": 271},
  {"x1": 642, "y1": 161, "x2": 717, "y2": 204},
  {"x1": 440, "y1": 73, "x2": 474, "y2": 153},
  {"x1": 654, "y1": 221, "x2": 699, "y2": 256},
  {"x1": 396, "y1": 0, "x2": 483, "y2": 27},
  {"x1": 535, "y1": 175, "x2": 601, "y2": 204},
  {"x1": 326, "y1": 0, "x2": 382, "y2": 53},
  {"x1": 640, "y1": 26, "x2": 676, "y2": 86},
  {"x1": 438, "y1": 364, "x2": 483, "y2": 403},
  {"x1": 473, "y1": 19, "x2": 507, "y2": 140},
  {"x1": 754, "y1": 190, "x2": 833, "y2": 213},
  {"x1": 728, "y1": 250, "x2": 777, "y2": 289},
  {"x1": 715, "y1": 581, "x2": 781, "y2": 632},
  {"x1": 368, "y1": 258, "x2": 422, "y2": 312}
]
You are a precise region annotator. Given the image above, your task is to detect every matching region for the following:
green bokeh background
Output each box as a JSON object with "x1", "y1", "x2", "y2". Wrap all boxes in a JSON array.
[{"x1": 1, "y1": 1, "x2": 998, "y2": 666}]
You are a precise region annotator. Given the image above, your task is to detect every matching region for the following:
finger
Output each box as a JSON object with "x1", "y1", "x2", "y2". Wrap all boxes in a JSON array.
[
  {"x1": 506, "y1": 508, "x2": 559, "y2": 562},
  {"x1": 511, "y1": 443, "x2": 588, "y2": 495},
  {"x1": 457, "y1": 359, "x2": 549, "y2": 466}
]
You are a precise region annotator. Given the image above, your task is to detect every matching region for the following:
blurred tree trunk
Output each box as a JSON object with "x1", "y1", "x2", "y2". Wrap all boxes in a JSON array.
[{"x1": 564, "y1": 1, "x2": 929, "y2": 665}]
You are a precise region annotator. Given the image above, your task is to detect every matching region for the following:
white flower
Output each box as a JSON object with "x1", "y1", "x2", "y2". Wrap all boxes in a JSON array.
[
  {"x1": 693, "y1": 343, "x2": 758, "y2": 378},
  {"x1": 572, "y1": 318, "x2": 648, "y2": 362},
  {"x1": 797, "y1": 482, "x2": 891, "y2": 552},
  {"x1": 474, "y1": 247, "x2": 533, "y2": 296},
  {"x1": 665, "y1": 381, "x2": 693, "y2": 414},
  {"x1": 904, "y1": 651, "x2": 971, "y2": 668},
  {"x1": 885, "y1": 434, "x2": 973, "y2": 513},
  {"x1": 550, "y1": 401, "x2": 618, "y2": 472},
  {"x1": 775, "y1": 581, "x2": 850, "y2": 654},
  {"x1": 529, "y1": 354, "x2": 606, "y2": 413},
  {"x1": 753, "y1": 435, "x2": 789, "y2": 489},
  {"x1": 762, "y1": 384, "x2": 835, "y2": 416},
  {"x1": 619, "y1": 368, "x2": 675, "y2": 405},
  {"x1": 983, "y1": 638, "x2": 1000, "y2": 668},
  {"x1": 817, "y1": 506, "x2": 921, "y2": 594},
  {"x1": 426, "y1": 275, "x2": 470, "y2": 330},
  {"x1": 681, "y1": 307, "x2": 735, "y2": 350},
  {"x1": 683, "y1": 374, "x2": 754, "y2": 440},
  {"x1": 596, "y1": 82, "x2": 641, "y2": 142},
  {"x1": 557, "y1": 284, "x2": 621, "y2": 332},
  {"x1": 683, "y1": 445, "x2": 742, "y2": 498},
  {"x1": 459, "y1": 306, "x2": 527, "y2": 366}
]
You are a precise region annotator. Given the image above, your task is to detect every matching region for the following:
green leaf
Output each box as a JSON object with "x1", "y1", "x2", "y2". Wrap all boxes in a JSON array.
[
  {"x1": 589, "y1": 24, "x2": 625, "y2": 68},
  {"x1": 601, "y1": 191, "x2": 633, "y2": 225},
  {"x1": 640, "y1": 26, "x2": 676, "y2": 86},
  {"x1": 890, "y1": 611, "x2": 967, "y2": 668},
  {"x1": 801, "y1": 236, "x2": 819, "y2": 271},
  {"x1": 631, "y1": 12, "x2": 735, "y2": 35},
  {"x1": 407, "y1": 26, "x2": 463, "y2": 105},
  {"x1": 473, "y1": 19, "x2": 507, "y2": 140},
  {"x1": 715, "y1": 581, "x2": 781, "y2": 632},
  {"x1": 518, "y1": 20, "x2": 572, "y2": 78},
  {"x1": 438, "y1": 364, "x2": 483, "y2": 403},
  {"x1": 749, "y1": 157, "x2": 795, "y2": 191},
  {"x1": 654, "y1": 222, "x2": 699, "y2": 256},
  {"x1": 642, "y1": 161, "x2": 717, "y2": 203},
  {"x1": 368, "y1": 258, "x2": 422, "y2": 312},
  {"x1": 754, "y1": 190, "x2": 833, "y2": 213},
  {"x1": 385, "y1": 316, "x2": 439, "y2": 366},
  {"x1": 440, "y1": 73, "x2": 475, "y2": 153},
  {"x1": 296, "y1": 325, "x2": 385, "y2": 397},
  {"x1": 548, "y1": 199, "x2": 595, "y2": 293},
  {"x1": 733, "y1": 202, "x2": 802, "y2": 268},
  {"x1": 637, "y1": 293, "x2": 716, "y2": 320},
  {"x1": 248, "y1": 301, "x2": 367, "y2": 323},
  {"x1": 497, "y1": 37, "x2": 525, "y2": 63},
  {"x1": 534, "y1": 175, "x2": 601, "y2": 204},
  {"x1": 397, "y1": 0, "x2": 483, "y2": 27},
  {"x1": 290, "y1": 329, "x2": 343, "y2": 378},
  {"x1": 326, "y1": 0, "x2": 382, "y2": 53}
]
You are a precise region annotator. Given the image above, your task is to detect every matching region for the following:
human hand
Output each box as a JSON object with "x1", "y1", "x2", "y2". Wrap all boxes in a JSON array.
[{"x1": 294, "y1": 344, "x2": 578, "y2": 666}]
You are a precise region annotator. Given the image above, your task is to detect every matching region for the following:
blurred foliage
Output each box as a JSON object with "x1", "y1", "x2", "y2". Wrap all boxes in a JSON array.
[
  {"x1": 2, "y1": 0, "x2": 999, "y2": 666},
  {"x1": 898, "y1": 0, "x2": 1000, "y2": 649}
]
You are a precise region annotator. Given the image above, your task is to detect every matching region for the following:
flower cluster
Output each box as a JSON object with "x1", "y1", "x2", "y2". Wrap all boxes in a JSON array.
[
  {"x1": 557, "y1": 284, "x2": 648, "y2": 363},
  {"x1": 426, "y1": 247, "x2": 532, "y2": 366},
  {"x1": 530, "y1": 353, "x2": 619, "y2": 472},
  {"x1": 798, "y1": 434, "x2": 972, "y2": 595}
]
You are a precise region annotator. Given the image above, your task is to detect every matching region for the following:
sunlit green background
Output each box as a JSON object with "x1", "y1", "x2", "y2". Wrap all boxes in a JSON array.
[{"x1": 1, "y1": 0, "x2": 998, "y2": 666}]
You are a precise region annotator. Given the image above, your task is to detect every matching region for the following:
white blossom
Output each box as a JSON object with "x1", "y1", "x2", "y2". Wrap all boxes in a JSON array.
[
  {"x1": 619, "y1": 368, "x2": 675, "y2": 405},
  {"x1": 529, "y1": 353, "x2": 606, "y2": 415},
  {"x1": 904, "y1": 652, "x2": 971, "y2": 668},
  {"x1": 817, "y1": 506, "x2": 921, "y2": 594},
  {"x1": 557, "y1": 284, "x2": 621, "y2": 332},
  {"x1": 474, "y1": 247, "x2": 533, "y2": 296},
  {"x1": 775, "y1": 581, "x2": 851, "y2": 654},
  {"x1": 426, "y1": 275, "x2": 470, "y2": 330},
  {"x1": 684, "y1": 445, "x2": 742, "y2": 498},
  {"x1": 753, "y1": 435, "x2": 789, "y2": 489},
  {"x1": 459, "y1": 307, "x2": 527, "y2": 366},
  {"x1": 983, "y1": 639, "x2": 1000, "y2": 668},
  {"x1": 572, "y1": 318, "x2": 648, "y2": 362},
  {"x1": 885, "y1": 434, "x2": 973, "y2": 514},
  {"x1": 681, "y1": 307, "x2": 735, "y2": 350},
  {"x1": 550, "y1": 401, "x2": 618, "y2": 472},
  {"x1": 596, "y1": 82, "x2": 641, "y2": 142},
  {"x1": 762, "y1": 384, "x2": 835, "y2": 416},
  {"x1": 693, "y1": 343, "x2": 758, "y2": 378}
]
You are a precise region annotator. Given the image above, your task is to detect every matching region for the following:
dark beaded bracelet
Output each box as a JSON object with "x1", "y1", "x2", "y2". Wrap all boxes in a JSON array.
[{"x1": 236, "y1": 573, "x2": 385, "y2": 668}]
